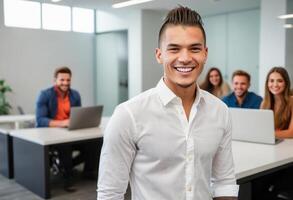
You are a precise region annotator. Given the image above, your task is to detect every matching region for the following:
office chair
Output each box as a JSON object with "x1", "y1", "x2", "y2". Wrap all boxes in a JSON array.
[
  {"x1": 49, "y1": 149, "x2": 63, "y2": 175},
  {"x1": 277, "y1": 191, "x2": 293, "y2": 200},
  {"x1": 17, "y1": 106, "x2": 35, "y2": 128}
]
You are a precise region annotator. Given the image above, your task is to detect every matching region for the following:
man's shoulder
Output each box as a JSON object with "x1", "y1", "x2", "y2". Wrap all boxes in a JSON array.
[
  {"x1": 222, "y1": 92, "x2": 234, "y2": 101},
  {"x1": 248, "y1": 91, "x2": 262, "y2": 100},
  {"x1": 200, "y1": 89, "x2": 229, "y2": 108},
  {"x1": 115, "y1": 88, "x2": 157, "y2": 115},
  {"x1": 122, "y1": 88, "x2": 156, "y2": 107},
  {"x1": 39, "y1": 87, "x2": 55, "y2": 97},
  {"x1": 69, "y1": 88, "x2": 80, "y2": 96}
]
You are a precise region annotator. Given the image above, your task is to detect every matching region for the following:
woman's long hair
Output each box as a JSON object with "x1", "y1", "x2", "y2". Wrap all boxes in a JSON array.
[
  {"x1": 262, "y1": 67, "x2": 292, "y2": 130},
  {"x1": 200, "y1": 67, "x2": 223, "y2": 93}
]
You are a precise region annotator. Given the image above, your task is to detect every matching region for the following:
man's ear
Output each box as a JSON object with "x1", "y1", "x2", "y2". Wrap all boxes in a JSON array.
[
  {"x1": 155, "y1": 48, "x2": 163, "y2": 64},
  {"x1": 204, "y1": 47, "x2": 208, "y2": 64}
]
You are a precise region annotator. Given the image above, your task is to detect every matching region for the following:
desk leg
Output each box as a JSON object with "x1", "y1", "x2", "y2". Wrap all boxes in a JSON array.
[
  {"x1": 13, "y1": 138, "x2": 50, "y2": 199},
  {"x1": 0, "y1": 134, "x2": 13, "y2": 179},
  {"x1": 238, "y1": 182, "x2": 252, "y2": 200},
  {"x1": 15, "y1": 122, "x2": 19, "y2": 129}
]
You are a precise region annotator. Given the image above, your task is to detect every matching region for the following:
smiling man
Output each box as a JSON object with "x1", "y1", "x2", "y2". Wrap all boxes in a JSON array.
[
  {"x1": 36, "y1": 66, "x2": 98, "y2": 192},
  {"x1": 98, "y1": 6, "x2": 238, "y2": 200},
  {"x1": 222, "y1": 70, "x2": 262, "y2": 109}
]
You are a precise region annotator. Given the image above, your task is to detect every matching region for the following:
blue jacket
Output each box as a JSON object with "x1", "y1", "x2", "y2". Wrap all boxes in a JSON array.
[
  {"x1": 222, "y1": 91, "x2": 262, "y2": 109},
  {"x1": 36, "y1": 87, "x2": 81, "y2": 127}
]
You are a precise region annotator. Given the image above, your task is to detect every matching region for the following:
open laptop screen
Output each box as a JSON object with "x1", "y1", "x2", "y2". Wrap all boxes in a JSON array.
[
  {"x1": 229, "y1": 108, "x2": 278, "y2": 145},
  {"x1": 68, "y1": 105, "x2": 103, "y2": 130}
]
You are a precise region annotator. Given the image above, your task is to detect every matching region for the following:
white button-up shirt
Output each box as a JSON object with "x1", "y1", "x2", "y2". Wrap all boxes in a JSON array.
[{"x1": 97, "y1": 79, "x2": 239, "y2": 200}]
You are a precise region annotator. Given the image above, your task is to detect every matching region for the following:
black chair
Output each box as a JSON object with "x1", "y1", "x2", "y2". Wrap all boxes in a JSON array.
[{"x1": 277, "y1": 191, "x2": 293, "y2": 200}]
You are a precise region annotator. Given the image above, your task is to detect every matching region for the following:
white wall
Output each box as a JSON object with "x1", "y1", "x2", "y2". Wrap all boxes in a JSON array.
[
  {"x1": 285, "y1": 0, "x2": 293, "y2": 83},
  {"x1": 0, "y1": 1, "x2": 95, "y2": 114},
  {"x1": 227, "y1": 9, "x2": 260, "y2": 93},
  {"x1": 141, "y1": 10, "x2": 165, "y2": 90},
  {"x1": 203, "y1": 9, "x2": 260, "y2": 93},
  {"x1": 96, "y1": 9, "x2": 142, "y2": 98},
  {"x1": 203, "y1": 14, "x2": 227, "y2": 81},
  {"x1": 259, "y1": 0, "x2": 286, "y2": 96}
]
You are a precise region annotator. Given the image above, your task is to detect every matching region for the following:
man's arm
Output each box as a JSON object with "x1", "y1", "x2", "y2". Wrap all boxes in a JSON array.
[
  {"x1": 211, "y1": 109, "x2": 239, "y2": 199},
  {"x1": 36, "y1": 91, "x2": 69, "y2": 128},
  {"x1": 36, "y1": 91, "x2": 52, "y2": 127},
  {"x1": 49, "y1": 119, "x2": 69, "y2": 128},
  {"x1": 97, "y1": 105, "x2": 136, "y2": 200}
]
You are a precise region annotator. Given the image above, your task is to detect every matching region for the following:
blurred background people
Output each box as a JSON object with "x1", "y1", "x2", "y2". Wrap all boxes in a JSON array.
[
  {"x1": 261, "y1": 66, "x2": 293, "y2": 138},
  {"x1": 257, "y1": 66, "x2": 293, "y2": 200},
  {"x1": 222, "y1": 70, "x2": 262, "y2": 108},
  {"x1": 200, "y1": 67, "x2": 230, "y2": 98}
]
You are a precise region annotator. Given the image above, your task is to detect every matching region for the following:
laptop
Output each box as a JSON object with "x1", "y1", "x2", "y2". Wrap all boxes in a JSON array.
[
  {"x1": 229, "y1": 108, "x2": 282, "y2": 145},
  {"x1": 68, "y1": 105, "x2": 103, "y2": 130}
]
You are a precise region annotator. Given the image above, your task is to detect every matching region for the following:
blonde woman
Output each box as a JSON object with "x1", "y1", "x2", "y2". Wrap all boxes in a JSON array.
[
  {"x1": 200, "y1": 67, "x2": 230, "y2": 98},
  {"x1": 261, "y1": 67, "x2": 293, "y2": 138}
]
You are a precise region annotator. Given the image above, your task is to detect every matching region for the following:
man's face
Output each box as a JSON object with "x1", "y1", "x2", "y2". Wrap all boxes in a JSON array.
[
  {"x1": 155, "y1": 25, "x2": 208, "y2": 90},
  {"x1": 232, "y1": 75, "x2": 250, "y2": 98},
  {"x1": 55, "y1": 73, "x2": 71, "y2": 93}
]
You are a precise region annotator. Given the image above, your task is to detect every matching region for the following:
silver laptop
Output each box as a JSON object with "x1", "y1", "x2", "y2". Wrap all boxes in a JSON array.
[
  {"x1": 229, "y1": 108, "x2": 281, "y2": 145},
  {"x1": 68, "y1": 105, "x2": 103, "y2": 130}
]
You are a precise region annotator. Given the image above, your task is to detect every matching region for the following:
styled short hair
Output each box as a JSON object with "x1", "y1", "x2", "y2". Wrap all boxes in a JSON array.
[
  {"x1": 54, "y1": 66, "x2": 72, "y2": 78},
  {"x1": 232, "y1": 70, "x2": 251, "y2": 83},
  {"x1": 158, "y1": 6, "x2": 206, "y2": 47}
]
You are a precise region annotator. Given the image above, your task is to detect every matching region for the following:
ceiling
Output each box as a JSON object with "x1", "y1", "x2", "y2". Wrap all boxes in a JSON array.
[{"x1": 32, "y1": 0, "x2": 260, "y2": 16}]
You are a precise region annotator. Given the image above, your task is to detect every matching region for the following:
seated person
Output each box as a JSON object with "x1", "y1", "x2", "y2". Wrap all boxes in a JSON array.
[
  {"x1": 222, "y1": 70, "x2": 262, "y2": 108},
  {"x1": 255, "y1": 67, "x2": 293, "y2": 200},
  {"x1": 36, "y1": 66, "x2": 98, "y2": 192},
  {"x1": 261, "y1": 67, "x2": 293, "y2": 138},
  {"x1": 200, "y1": 67, "x2": 231, "y2": 98}
]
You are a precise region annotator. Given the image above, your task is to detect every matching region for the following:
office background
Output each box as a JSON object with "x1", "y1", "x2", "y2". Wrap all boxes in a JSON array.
[{"x1": 0, "y1": 0, "x2": 292, "y2": 116}]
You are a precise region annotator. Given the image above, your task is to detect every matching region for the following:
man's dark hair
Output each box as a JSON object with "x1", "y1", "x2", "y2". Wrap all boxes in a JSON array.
[
  {"x1": 158, "y1": 6, "x2": 206, "y2": 47},
  {"x1": 232, "y1": 70, "x2": 251, "y2": 83},
  {"x1": 54, "y1": 66, "x2": 72, "y2": 78}
]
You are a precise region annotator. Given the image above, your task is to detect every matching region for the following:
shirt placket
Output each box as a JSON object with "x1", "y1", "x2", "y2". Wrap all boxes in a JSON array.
[
  {"x1": 186, "y1": 104, "x2": 198, "y2": 200},
  {"x1": 175, "y1": 101, "x2": 195, "y2": 200}
]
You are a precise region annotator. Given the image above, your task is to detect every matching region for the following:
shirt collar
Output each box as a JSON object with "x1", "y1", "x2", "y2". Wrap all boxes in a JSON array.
[{"x1": 156, "y1": 77, "x2": 205, "y2": 107}]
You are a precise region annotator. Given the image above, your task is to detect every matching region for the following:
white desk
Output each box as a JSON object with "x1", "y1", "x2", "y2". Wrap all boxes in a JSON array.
[
  {"x1": 10, "y1": 127, "x2": 103, "y2": 145},
  {"x1": 233, "y1": 140, "x2": 293, "y2": 200},
  {"x1": 10, "y1": 127, "x2": 103, "y2": 199},
  {"x1": 0, "y1": 114, "x2": 35, "y2": 129},
  {"x1": 233, "y1": 140, "x2": 293, "y2": 179}
]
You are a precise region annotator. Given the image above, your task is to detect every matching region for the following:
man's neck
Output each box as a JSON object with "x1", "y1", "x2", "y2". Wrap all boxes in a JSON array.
[
  {"x1": 55, "y1": 86, "x2": 69, "y2": 98},
  {"x1": 165, "y1": 81, "x2": 197, "y2": 120},
  {"x1": 236, "y1": 92, "x2": 248, "y2": 106}
]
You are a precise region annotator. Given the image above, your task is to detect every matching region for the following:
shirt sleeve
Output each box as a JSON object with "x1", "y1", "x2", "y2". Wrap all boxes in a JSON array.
[
  {"x1": 97, "y1": 104, "x2": 137, "y2": 200},
  {"x1": 35, "y1": 91, "x2": 51, "y2": 127},
  {"x1": 211, "y1": 109, "x2": 239, "y2": 197}
]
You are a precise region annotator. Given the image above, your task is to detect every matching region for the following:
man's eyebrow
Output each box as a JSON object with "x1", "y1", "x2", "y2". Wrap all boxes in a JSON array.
[
  {"x1": 190, "y1": 43, "x2": 203, "y2": 47},
  {"x1": 167, "y1": 43, "x2": 203, "y2": 48},
  {"x1": 167, "y1": 44, "x2": 180, "y2": 48}
]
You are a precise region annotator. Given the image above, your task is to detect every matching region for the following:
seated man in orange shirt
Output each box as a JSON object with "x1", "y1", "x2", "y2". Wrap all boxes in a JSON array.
[{"x1": 36, "y1": 66, "x2": 98, "y2": 192}]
